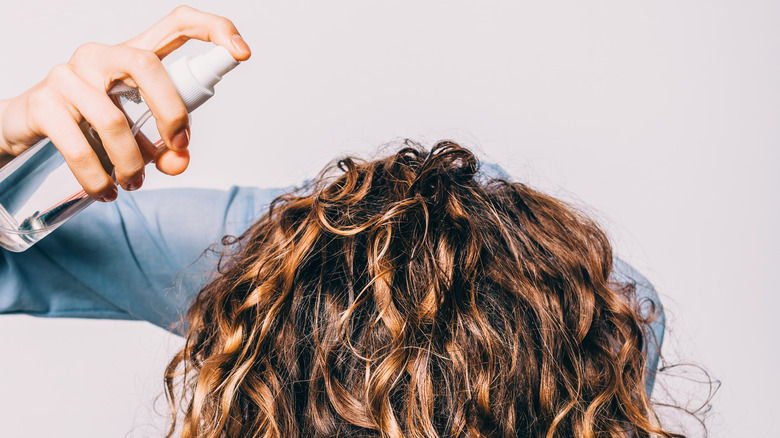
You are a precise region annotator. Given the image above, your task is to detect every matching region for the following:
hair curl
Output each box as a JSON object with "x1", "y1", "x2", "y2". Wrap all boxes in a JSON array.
[{"x1": 164, "y1": 141, "x2": 681, "y2": 437}]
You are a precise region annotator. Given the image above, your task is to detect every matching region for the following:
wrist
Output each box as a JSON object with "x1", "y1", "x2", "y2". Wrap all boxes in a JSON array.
[{"x1": 0, "y1": 98, "x2": 13, "y2": 158}]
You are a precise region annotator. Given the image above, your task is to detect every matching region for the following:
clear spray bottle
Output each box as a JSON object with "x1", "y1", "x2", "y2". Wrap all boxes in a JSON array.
[{"x1": 0, "y1": 46, "x2": 239, "y2": 252}]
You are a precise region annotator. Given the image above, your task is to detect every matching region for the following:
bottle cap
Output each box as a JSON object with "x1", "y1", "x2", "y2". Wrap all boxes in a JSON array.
[{"x1": 165, "y1": 46, "x2": 240, "y2": 113}]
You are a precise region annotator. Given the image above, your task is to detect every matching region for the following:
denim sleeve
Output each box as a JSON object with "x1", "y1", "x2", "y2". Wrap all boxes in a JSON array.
[
  {"x1": 0, "y1": 186, "x2": 285, "y2": 332},
  {"x1": 611, "y1": 257, "x2": 666, "y2": 397},
  {"x1": 0, "y1": 179, "x2": 664, "y2": 395}
]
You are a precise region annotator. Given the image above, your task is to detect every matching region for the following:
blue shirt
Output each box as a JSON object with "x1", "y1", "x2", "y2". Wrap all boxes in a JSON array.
[{"x1": 0, "y1": 186, "x2": 665, "y2": 394}]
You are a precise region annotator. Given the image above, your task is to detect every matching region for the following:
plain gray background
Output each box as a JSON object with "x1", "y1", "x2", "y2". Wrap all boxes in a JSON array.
[{"x1": 0, "y1": 1, "x2": 777, "y2": 436}]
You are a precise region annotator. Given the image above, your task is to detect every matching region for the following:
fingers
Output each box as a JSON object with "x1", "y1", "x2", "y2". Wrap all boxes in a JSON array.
[
  {"x1": 29, "y1": 99, "x2": 117, "y2": 202},
  {"x1": 122, "y1": 5, "x2": 251, "y2": 61},
  {"x1": 6, "y1": 7, "x2": 248, "y2": 202},
  {"x1": 154, "y1": 148, "x2": 190, "y2": 176},
  {"x1": 68, "y1": 43, "x2": 190, "y2": 155},
  {"x1": 48, "y1": 64, "x2": 146, "y2": 191}
]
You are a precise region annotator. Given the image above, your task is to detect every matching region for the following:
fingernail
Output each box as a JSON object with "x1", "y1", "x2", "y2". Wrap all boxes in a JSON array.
[
  {"x1": 126, "y1": 173, "x2": 145, "y2": 191},
  {"x1": 232, "y1": 34, "x2": 250, "y2": 55},
  {"x1": 99, "y1": 186, "x2": 118, "y2": 203},
  {"x1": 170, "y1": 127, "x2": 190, "y2": 151}
]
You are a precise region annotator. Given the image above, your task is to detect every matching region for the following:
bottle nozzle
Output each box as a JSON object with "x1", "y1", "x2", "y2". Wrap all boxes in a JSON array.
[
  {"x1": 166, "y1": 45, "x2": 240, "y2": 113},
  {"x1": 189, "y1": 46, "x2": 240, "y2": 90}
]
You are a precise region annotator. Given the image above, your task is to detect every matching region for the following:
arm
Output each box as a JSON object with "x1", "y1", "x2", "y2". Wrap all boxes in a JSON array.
[
  {"x1": 0, "y1": 186, "x2": 287, "y2": 333},
  {"x1": 0, "y1": 6, "x2": 256, "y2": 330}
]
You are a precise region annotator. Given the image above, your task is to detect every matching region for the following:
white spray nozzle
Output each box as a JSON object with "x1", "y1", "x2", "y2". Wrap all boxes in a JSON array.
[{"x1": 165, "y1": 46, "x2": 240, "y2": 113}]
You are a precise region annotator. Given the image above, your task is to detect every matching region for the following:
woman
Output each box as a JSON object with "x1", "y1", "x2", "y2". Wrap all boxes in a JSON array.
[{"x1": 0, "y1": 7, "x2": 676, "y2": 438}]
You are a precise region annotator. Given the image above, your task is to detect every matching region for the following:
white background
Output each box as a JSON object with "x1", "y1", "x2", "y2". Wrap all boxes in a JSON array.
[{"x1": 0, "y1": 1, "x2": 777, "y2": 436}]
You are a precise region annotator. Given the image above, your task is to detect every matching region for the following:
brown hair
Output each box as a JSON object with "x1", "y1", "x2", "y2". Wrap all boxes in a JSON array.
[{"x1": 164, "y1": 141, "x2": 680, "y2": 437}]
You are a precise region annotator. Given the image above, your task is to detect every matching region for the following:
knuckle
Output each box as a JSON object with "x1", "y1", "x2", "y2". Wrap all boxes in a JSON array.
[
  {"x1": 160, "y1": 108, "x2": 189, "y2": 129},
  {"x1": 47, "y1": 64, "x2": 73, "y2": 83},
  {"x1": 172, "y1": 4, "x2": 194, "y2": 15},
  {"x1": 93, "y1": 109, "x2": 128, "y2": 133},
  {"x1": 70, "y1": 42, "x2": 101, "y2": 64},
  {"x1": 27, "y1": 87, "x2": 56, "y2": 110},
  {"x1": 217, "y1": 16, "x2": 236, "y2": 31},
  {"x1": 66, "y1": 148, "x2": 95, "y2": 169},
  {"x1": 129, "y1": 49, "x2": 161, "y2": 72}
]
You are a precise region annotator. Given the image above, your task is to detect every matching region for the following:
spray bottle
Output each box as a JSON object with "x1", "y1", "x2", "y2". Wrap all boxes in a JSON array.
[{"x1": 0, "y1": 45, "x2": 239, "y2": 252}]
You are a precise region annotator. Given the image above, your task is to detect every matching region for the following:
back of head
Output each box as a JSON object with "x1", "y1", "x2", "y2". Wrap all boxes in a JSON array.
[{"x1": 165, "y1": 141, "x2": 675, "y2": 437}]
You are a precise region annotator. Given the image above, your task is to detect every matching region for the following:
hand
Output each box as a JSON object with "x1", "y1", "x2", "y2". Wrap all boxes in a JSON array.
[{"x1": 0, "y1": 6, "x2": 251, "y2": 202}]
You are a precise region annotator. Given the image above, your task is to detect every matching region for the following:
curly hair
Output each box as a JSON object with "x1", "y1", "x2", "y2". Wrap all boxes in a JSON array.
[{"x1": 164, "y1": 141, "x2": 680, "y2": 437}]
